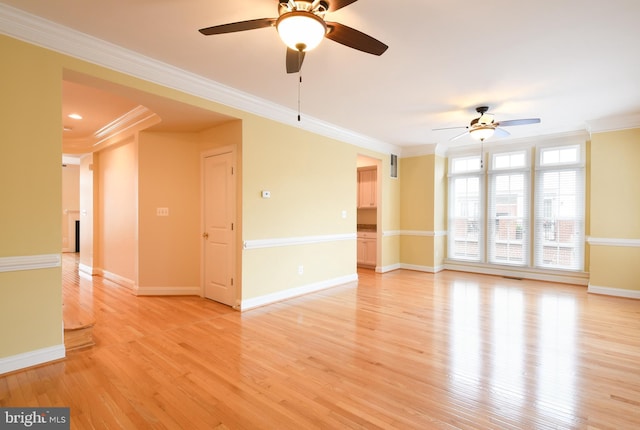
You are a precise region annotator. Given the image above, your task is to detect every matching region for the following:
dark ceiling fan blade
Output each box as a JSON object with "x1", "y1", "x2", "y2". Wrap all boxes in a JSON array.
[
  {"x1": 325, "y1": 22, "x2": 388, "y2": 55},
  {"x1": 327, "y1": 0, "x2": 359, "y2": 12},
  {"x1": 199, "y1": 18, "x2": 276, "y2": 35},
  {"x1": 433, "y1": 125, "x2": 468, "y2": 131},
  {"x1": 286, "y1": 48, "x2": 305, "y2": 74},
  {"x1": 496, "y1": 118, "x2": 541, "y2": 127}
]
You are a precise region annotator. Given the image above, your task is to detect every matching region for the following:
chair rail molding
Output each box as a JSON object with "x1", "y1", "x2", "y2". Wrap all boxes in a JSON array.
[
  {"x1": 587, "y1": 236, "x2": 640, "y2": 247},
  {"x1": 0, "y1": 254, "x2": 61, "y2": 273}
]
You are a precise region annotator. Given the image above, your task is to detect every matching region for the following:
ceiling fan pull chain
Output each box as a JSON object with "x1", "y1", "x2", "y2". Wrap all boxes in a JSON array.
[
  {"x1": 297, "y1": 50, "x2": 303, "y2": 122},
  {"x1": 298, "y1": 74, "x2": 302, "y2": 122}
]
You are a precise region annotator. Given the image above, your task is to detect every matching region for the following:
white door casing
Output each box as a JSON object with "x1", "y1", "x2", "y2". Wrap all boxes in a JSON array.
[{"x1": 202, "y1": 147, "x2": 236, "y2": 306}]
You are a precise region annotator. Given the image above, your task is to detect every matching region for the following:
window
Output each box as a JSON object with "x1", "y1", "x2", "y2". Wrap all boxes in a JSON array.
[
  {"x1": 447, "y1": 144, "x2": 585, "y2": 272},
  {"x1": 448, "y1": 156, "x2": 482, "y2": 261},
  {"x1": 534, "y1": 146, "x2": 584, "y2": 270},
  {"x1": 488, "y1": 150, "x2": 529, "y2": 266}
]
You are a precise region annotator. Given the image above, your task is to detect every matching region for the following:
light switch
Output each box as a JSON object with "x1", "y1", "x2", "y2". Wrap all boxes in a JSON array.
[{"x1": 156, "y1": 207, "x2": 169, "y2": 216}]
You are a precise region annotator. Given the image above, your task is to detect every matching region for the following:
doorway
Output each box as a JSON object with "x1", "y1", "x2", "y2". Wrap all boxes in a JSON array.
[
  {"x1": 202, "y1": 146, "x2": 237, "y2": 306},
  {"x1": 356, "y1": 155, "x2": 382, "y2": 271}
]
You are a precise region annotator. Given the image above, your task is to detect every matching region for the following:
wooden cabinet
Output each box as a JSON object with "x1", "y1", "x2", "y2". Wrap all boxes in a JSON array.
[
  {"x1": 357, "y1": 167, "x2": 377, "y2": 208},
  {"x1": 357, "y1": 232, "x2": 376, "y2": 268}
]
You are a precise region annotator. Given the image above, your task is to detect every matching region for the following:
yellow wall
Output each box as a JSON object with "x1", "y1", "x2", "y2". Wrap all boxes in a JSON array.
[
  {"x1": 0, "y1": 36, "x2": 63, "y2": 358},
  {"x1": 381, "y1": 153, "x2": 401, "y2": 270},
  {"x1": 241, "y1": 116, "x2": 359, "y2": 298},
  {"x1": 589, "y1": 128, "x2": 640, "y2": 291},
  {"x1": 590, "y1": 129, "x2": 640, "y2": 237},
  {"x1": 398, "y1": 154, "x2": 446, "y2": 270},
  {"x1": 0, "y1": 33, "x2": 395, "y2": 364}
]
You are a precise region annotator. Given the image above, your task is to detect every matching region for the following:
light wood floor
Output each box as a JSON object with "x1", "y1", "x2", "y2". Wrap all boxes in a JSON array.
[{"x1": 2, "y1": 255, "x2": 640, "y2": 429}]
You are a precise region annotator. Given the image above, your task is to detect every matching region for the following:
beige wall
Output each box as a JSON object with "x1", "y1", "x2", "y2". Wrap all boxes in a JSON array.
[
  {"x1": 97, "y1": 138, "x2": 138, "y2": 284},
  {"x1": 589, "y1": 128, "x2": 640, "y2": 292},
  {"x1": 0, "y1": 35, "x2": 63, "y2": 358},
  {"x1": 79, "y1": 153, "x2": 98, "y2": 272},
  {"x1": 62, "y1": 164, "x2": 80, "y2": 251},
  {"x1": 138, "y1": 131, "x2": 201, "y2": 289}
]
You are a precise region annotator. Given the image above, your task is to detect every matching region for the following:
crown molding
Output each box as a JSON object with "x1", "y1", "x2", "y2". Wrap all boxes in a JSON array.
[
  {"x1": 400, "y1": 143, "x2": 444, "y2": 158},
  {"x1": 0, "y1": 4, "x2": 399, "y2": 156},
  {"x1": 62, "y1": 105, "x2": 160, "y2": 154},
  {"x1": 587, "y1": 113, "x2": 640, "y2": 135}
]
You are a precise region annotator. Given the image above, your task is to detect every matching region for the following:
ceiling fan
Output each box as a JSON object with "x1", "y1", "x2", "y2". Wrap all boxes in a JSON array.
[
  {"x1": 198, "y1": 0, "x2": 388, "y2": 73},
  {"x1": 434, "y1": 106, "x2": 541, "y2": 142}
]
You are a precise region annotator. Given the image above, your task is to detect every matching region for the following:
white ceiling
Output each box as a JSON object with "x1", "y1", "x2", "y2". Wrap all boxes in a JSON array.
[{"x1": 2, "y1": 0, "x2": 640, "y2": 152}]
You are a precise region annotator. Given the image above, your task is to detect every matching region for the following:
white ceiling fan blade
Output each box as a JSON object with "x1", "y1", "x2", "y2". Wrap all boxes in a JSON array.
[
  {"x1": 450, "y1": 130, "x2": 469, "y2": 141},
  {"x1": 494, "y1": 127, "x2": 510, "y2": 138},
  {"x1": 497, "y1": 118, "x2": 541, "y2": 127}
]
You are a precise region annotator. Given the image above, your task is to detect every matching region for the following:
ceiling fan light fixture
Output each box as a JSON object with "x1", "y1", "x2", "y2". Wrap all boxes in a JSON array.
[
  {"x1": 470, "y1": 125, "x2": 495, "y2": 141},
  {"x1": 276, "y1": 11, "x2": 327, "y2": 52}
]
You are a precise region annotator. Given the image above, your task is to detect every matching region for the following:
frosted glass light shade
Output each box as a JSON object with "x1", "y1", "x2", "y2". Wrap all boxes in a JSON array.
[
  {"x1": 470, "y1": 126, "x2": 495, "y2": 141},
  {"x1": 276, "y1": 11, "x2": 326, "y2": 52}
]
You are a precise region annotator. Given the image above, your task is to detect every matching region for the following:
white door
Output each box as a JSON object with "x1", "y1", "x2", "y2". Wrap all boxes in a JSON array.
[{"x1": 203, "y1": 149, "x2": 236, "y2": 306}]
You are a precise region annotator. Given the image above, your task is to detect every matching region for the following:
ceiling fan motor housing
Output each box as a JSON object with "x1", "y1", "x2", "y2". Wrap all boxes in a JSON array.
[{"x1": 279, "y1": 1, "x2": 328, "y2": 15}]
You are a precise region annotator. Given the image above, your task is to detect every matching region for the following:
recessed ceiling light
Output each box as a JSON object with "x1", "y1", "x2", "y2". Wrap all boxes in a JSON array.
[{"x1": 68, "y1": 113, "x2": 83, "y2": 120}]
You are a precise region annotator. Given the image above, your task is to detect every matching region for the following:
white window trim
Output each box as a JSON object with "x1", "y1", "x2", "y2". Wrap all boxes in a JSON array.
[{"x1": 445, "y1": 136, "x2": 587, "y2": 280}]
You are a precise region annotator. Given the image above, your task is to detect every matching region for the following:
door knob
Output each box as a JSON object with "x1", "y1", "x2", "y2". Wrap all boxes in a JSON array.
[{"x1": 202, "y1": 232, "x2": 209, "y2": 239}]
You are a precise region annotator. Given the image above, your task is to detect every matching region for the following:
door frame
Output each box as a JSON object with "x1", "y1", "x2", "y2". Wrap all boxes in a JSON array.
[
  {"x1": 356, "y1": 154, "x2": 383, "y2": 271},
  {"x1": 200, "y1": 144, "x2": 238, "y2": 307}
]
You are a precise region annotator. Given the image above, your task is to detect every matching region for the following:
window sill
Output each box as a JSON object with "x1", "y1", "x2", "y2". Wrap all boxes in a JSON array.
[{"x1": 444, "y1": 259, "x2": 589, "y2": 286}]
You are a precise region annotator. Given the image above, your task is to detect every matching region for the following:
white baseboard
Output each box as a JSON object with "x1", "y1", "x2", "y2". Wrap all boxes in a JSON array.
[
  {"x1": 377, "y1": 263, "x2": 445, "y2": 274},
  {"x1": 78, "y1": 263, "x2": 100, "y2": 276},
  {"x1": 135, "y1": 286, "x2": 201, "y2": 296},
  {"x1": 0, "y1": 344, "x2": 65, "y2": 375},
  {"x1": 588, "y1": 284, "x2": 640, "y2": 299},
  {"x1": 444, "y1": 262, "x2": 589, "y2": 285},
  {"x1": 377, "y1": 263, "x2": 401, "y2": 273},
  {"x1": 102, "y1": 270, "x2": 135, "y2": 290},
  {"x1": 399, "y1": 263, "x2": 445, "y2": 273},
  {"x1": 240, "y1": 273, "x2": 358, "y2": 311}
]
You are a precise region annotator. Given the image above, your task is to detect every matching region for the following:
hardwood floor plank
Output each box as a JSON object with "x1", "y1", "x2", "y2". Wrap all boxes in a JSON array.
[{"x1": 2, "y1": 255, "x2": 640, "y2": 428}]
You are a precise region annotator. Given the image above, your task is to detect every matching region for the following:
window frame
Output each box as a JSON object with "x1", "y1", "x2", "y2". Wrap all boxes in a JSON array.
[
  {"x1": 446, "y1": 140, "x2": 586, "y2": 274},
  {"x1": 487, "y1": 148, "x2": 531, "y2": 267},
  {"x1": 447, "y1": 154, "x2": 484, "y2": 263},
  {"x1": 533, "y1": 143, "x2": 585, "y2": 271}
]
